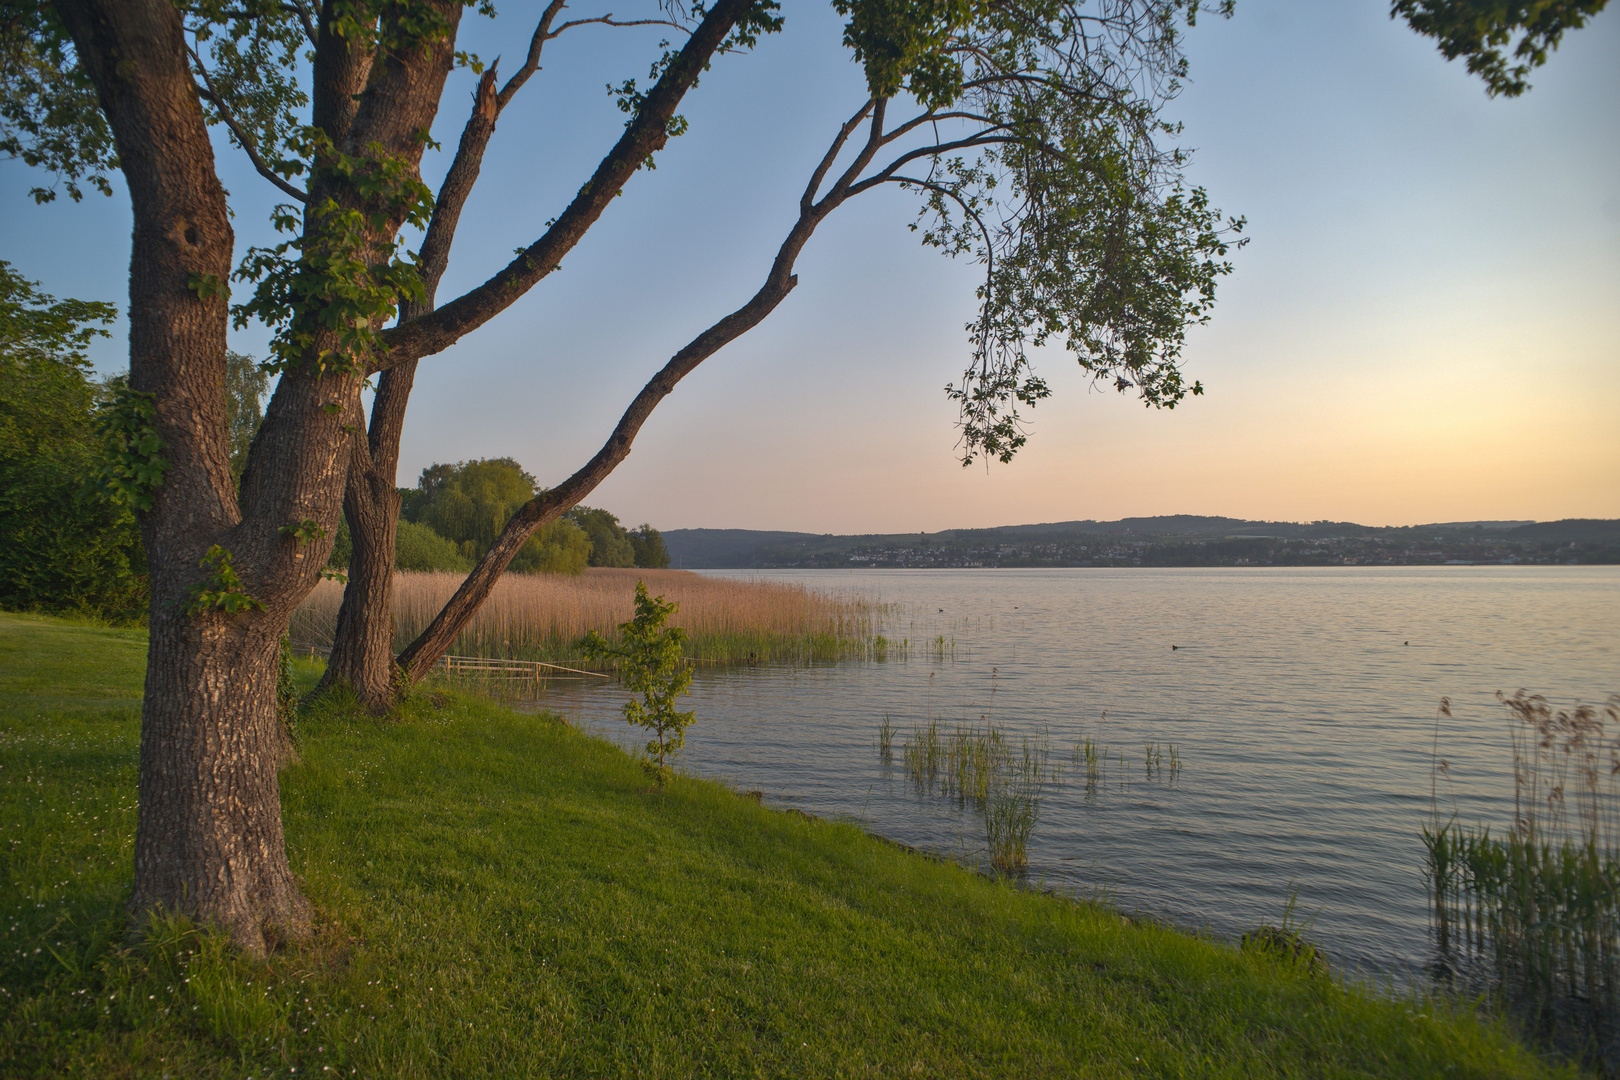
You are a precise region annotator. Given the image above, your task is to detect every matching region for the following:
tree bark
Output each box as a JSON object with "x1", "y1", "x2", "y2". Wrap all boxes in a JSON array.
[
  {"x1": 319, "y1": 374, "x2": 409, "y2": 710},
  {"x1": 136, "y1": 609, "x2": 311, "y2": 952},
  {"x1": 52, "y1": 0, "x2": 309, "y2": 953}
]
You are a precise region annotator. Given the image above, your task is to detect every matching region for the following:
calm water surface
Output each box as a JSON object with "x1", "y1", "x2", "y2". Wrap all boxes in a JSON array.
[{"x1": 524, "y1": 567, "x2": 1619, "y2": 983}]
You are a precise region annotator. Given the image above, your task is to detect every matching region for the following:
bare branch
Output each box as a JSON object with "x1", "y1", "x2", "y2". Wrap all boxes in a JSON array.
[
  {"x1": 878, "y1": 109, "x2": 997, "y2": 146},
  {"x1": 496, "y1": 0, "x2": 568, "y2": 109},
  {"x1": 495, "y1": 5, "x2": 690, "y2": 110},
  {"x1": 817, "y1": 96, "x2": 890, "y2": 207},
  {"x1": 412, "y1": 66, "x2": 505, "y2": 295},
  {"x1": 550, "y1": 14, "x2": 688, "y2": 37},
  {"x1": 185, "y1": 43, "x2": 309, "y2": 202},
  {"x1": 801, "y1": 99, "x2": 875, "y2": 213}
]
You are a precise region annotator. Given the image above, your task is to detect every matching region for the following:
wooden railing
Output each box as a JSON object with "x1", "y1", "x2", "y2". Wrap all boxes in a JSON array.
[{"x1": 437, "y1": 655, "x2": 610, "y2": 681}]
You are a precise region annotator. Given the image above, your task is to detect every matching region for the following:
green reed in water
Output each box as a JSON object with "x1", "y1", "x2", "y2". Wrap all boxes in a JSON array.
[
  {"x1": 985, "y1": 732, "x2": 1058, "y2": 874},
  {"x1": 894, "y1": 720, "x2": 1057, "y2": 874},
  {"x1": 877, "y1": 713, "x2": 896, "y2": 758},
  {"x1": 1069, "y1": 733, "x2": 1180, "y2": 793},
  {"x1": 1073, "y1": 737, "x2": 1103, "y2": 787},
  {"x1": 1423, "y1": 691, "x2": 1619, "y2": 1063}
]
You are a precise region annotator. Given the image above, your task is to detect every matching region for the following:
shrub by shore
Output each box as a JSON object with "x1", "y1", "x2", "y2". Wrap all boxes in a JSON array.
[{"x1": 0, "y1": 613, "x2": 1580, "y2": 1078}]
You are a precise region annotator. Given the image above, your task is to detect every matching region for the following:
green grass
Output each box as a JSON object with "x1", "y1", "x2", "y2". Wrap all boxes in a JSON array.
[{"x1": 0, "y1": 612, "x2": 1585, "y2": 1078}]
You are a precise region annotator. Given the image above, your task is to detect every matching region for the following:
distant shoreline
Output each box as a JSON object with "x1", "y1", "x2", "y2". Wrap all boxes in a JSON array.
[{"x1": 665, "y1": 517, "x2": 1620, "y2": 571}]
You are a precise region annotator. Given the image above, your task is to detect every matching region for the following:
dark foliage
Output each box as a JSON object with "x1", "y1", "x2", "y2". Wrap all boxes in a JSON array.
[
  {"x1": 1393, "y1": 0, "x2": 1609, "y2": 96},
  {"x1": 630, "y1": 523, "x2": 671, "y2": 569},
  {"x1": 566, "y1": 506, "x2": 635, "y2": 568},
  {"x1": 404, "y1": 458, "x2": 591, "y2": 574},
  {"x1": 0, "y1": 261, "x2": 144, "y2": 620}
]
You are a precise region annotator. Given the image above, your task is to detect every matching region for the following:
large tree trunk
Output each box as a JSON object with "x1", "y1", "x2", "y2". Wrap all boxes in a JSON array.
[
  {"x1": 134, "y1": 607, "x2": 310, "y2": 952},
  {"x1": 52, "y1": 0, "x2": 314, "y2": 953}
]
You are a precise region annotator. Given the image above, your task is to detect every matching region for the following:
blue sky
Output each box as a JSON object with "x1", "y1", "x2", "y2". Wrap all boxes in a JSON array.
[{"x1": 4, "y1": 1, "x2": 1616, "y2": 531}]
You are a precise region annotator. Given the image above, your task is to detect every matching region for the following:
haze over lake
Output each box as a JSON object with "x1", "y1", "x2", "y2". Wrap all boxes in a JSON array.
[{"x1": 527, "y1": 565, "x2": 1618, "y2": 982}]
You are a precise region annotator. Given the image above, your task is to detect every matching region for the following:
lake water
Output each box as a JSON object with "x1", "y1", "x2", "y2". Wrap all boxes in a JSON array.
[{"x1": 521, "y1": 567, "x2": 1619, "y2": 984}]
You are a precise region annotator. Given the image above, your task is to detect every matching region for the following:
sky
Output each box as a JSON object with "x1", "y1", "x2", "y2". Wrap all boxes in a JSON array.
[{"x1": 3, "y1": 1, "x2": 1617, "y2": 533}]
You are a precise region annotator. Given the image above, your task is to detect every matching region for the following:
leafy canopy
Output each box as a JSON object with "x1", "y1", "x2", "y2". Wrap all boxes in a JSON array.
[
  {"x1": 567, "y1": 506, "x2": 637, "y2": 568},
  {"x1": 403, "y1": 458, "x2": 593, "y2": 574},
  {"x1": 0, "y1": 0, "x2": 115, "y2": 203},
  {"x1": 1392, "y1": 0, "x2": 1609, "y2": 97},
  {"x1": 831, "y1": 0, "x2": 1244, "y2": 462},
  {"x1": 629, "y1": 524, "x2": 671, "y2": 569}
]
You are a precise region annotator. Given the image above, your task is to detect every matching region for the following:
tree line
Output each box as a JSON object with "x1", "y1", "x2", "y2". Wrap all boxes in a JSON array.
[{"x1": 340, "y1": 457, "x2": 669, "y2": 575}]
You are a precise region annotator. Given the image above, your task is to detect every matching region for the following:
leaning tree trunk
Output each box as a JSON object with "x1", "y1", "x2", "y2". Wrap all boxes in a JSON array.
[
  {"x1": 321, "y1": 65, "x2": 503, "y2": 710},
  {"x1": 320, "y1": 361, "x2": 416, "y2": 710}
]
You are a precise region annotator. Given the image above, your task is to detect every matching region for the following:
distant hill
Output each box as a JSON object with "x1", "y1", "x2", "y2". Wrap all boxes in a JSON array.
[
  {"x1": 1506, "y1": 519, "x2": 1620, "y2": 542},
  {"x1": 661, "y1": 529, "x2": 820, "y2": 569},
  {"x1": 663, "y1": 517, "x2": 1619, "y2": 569}
]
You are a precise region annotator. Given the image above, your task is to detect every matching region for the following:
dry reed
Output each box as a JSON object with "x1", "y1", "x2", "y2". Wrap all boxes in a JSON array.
[{"x1": 290, "y1": 568, "x2": 893, "y2": 665}]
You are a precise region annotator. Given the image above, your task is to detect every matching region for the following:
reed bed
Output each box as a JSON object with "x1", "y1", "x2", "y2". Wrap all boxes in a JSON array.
[
  {"x1": 899, "y1": 720, "x2": 1058, "y2": 875},
  {"x1": 291, "y1": 568, "x2": 896, "y2": 665},
  {"x1": 1423, "y1": 691, "x2": 1620, "y2": 1064}
]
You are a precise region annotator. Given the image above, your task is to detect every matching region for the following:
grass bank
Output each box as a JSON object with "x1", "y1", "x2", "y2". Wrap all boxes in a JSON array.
[
  {"x1": 291, "y1": 568, "x2": 893, "y2": 666},
  {"x1": 0, "y1": 613, "x2": 1579, "y2": 1078}
]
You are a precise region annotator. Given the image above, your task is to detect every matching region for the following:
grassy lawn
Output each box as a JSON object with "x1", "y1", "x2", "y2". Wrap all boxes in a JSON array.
[{"x1": 0, "y1": 612, "x2": 1579, "y2": 1078}]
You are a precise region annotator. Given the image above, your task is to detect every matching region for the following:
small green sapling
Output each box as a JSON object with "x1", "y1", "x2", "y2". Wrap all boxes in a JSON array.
[{"x1": 582, "y1": 582, "x2": 694, "y2": 787}]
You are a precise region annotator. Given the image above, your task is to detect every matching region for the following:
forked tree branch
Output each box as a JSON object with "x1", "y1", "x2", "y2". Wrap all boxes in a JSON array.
[
  {"x1": 370, "y1": 0, "x2": 756, "y2": 373},
  {"x1": 847, "y1": 133, "x2": 1023, "y2": 197},
  {"x1": 801, "y1": 99, "x2": 875, "y2": 212},
  {"x1": 496, "y1": 0, "x2": 567, "y2": 109}
]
